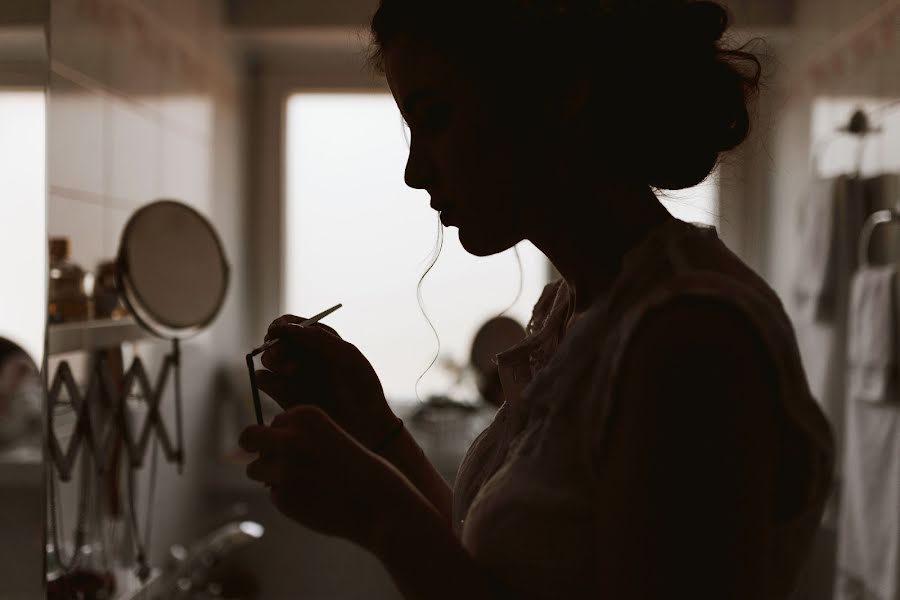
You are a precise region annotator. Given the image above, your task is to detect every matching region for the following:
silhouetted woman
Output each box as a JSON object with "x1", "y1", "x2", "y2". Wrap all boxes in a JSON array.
[{"x1": 240, "y1": 1, "x2": 834, "y2": 598}]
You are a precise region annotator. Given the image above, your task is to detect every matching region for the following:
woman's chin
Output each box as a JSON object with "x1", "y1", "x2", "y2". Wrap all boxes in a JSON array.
[{"x1": 457, "y1": 226, "x2": 517, "y2": 258}]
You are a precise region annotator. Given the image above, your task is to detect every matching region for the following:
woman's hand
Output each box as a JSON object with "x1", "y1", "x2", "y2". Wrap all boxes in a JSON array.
[
  {"x1": 257, "y1": 315, "x2": 397, "y2": 451},
  {"x1": 239, "y1": 406, "x2": 404, "y2": 549},
  {"x1": 255, "y1": 314, "x2": 454, "y2": 525},
  {"x1": 240, "y1": 408, "x2": 503, "y2": 600}
]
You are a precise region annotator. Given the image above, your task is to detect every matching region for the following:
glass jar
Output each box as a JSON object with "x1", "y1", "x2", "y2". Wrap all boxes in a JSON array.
[
  {"x1": 48, "y1": 238, "x2": 92, "y2": 323},
  {"x1": 93, "y1": 261, "x2": 127, "y2": 321}
]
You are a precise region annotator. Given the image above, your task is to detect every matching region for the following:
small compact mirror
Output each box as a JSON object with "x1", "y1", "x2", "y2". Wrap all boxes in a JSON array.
[{"x1": 117, "y1": 200, "x2": 230, "y2": 339}]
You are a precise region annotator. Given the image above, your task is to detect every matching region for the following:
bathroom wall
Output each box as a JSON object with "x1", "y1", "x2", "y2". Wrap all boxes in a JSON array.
[
  {"x1": 47, "y1": 0, "x2": 251, "y2": 575},
  {"x1": 764, "y1": 0, "x2": 900, "y2": 295}
]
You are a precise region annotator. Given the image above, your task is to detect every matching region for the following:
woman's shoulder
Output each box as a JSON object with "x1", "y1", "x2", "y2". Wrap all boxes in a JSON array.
[
  {"x1": 596, "y1": 225, "x2": 833, "y2": 462},
  {"x1": 525, "y1": 222, "x2": 798, "y2": 405},
  {"x1": 616, "y1": 292, "x2": 781, "y2": 401},
  {"x1": 611, "y1": 221, "x2": 793, "y2": 339}
]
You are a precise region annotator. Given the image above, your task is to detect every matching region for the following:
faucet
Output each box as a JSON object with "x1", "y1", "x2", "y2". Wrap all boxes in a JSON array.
[{"x1": 147, "y1": 520, "x2": 265, "y2": 599}]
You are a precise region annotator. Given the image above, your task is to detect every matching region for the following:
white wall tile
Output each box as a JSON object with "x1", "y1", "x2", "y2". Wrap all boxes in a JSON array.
[
  {"x1": 107, "y1": 97, "x2": 160, "y2": 208},
  {"x1": 101, "y1": 205, "x2": 131, "y2": 263},
  {"x1": 48, "y1": 74, "x2": 104, "y2": 195},
  {"x1": 158, "y1": 94, "x2": 213, "y2": 140},
  {"x1": 47, "y1": 194, "x2": 104, "y2": 274},
  {"x1": 159, "y1": 127, "x2": 210, "y2": 211}
]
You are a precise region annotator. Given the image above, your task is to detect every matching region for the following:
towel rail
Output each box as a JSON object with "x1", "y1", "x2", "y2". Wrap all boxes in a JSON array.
[{"x1": 859, "y1": 205, "x2": 900, "y2": 267}]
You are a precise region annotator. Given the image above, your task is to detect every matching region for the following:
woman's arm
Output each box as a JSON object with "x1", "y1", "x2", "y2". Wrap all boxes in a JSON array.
[
  {"x1": 371, "y1": 479, "x2": 504, "y2": 600},
  {"x1": 377, "y1": 427, "x2": 454, "y2": 524},
  {"x1": 593, "y1": 296, "x2": 780, "y2": 600}
]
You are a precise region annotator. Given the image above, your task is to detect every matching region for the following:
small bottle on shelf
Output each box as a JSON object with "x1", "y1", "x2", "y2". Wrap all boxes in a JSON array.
[
  {"x1": 48, "y1": 238, "x2": 92, "y2": 324},
  {"x1": 93, "y1": 261, "x2": 128, "y2": 321}
]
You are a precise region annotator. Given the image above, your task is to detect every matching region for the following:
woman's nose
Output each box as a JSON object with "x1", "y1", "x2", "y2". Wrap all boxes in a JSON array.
[{"x1": 404, "y1": 140, "x2": 432, "y2": 191}]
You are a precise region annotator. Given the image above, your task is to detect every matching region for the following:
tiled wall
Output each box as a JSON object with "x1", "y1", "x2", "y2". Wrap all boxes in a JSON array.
[
  {"x1": 49, "y1": 0, "x2": 231, "y2": 276},
  {"x1": 48, "y1": 0, "x2": 252, "y2": 582}
]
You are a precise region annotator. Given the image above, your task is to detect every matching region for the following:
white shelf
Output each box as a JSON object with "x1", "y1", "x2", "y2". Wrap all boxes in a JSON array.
[{"x1": 47, "y1": 318, "x2": 151, "y2": 355}]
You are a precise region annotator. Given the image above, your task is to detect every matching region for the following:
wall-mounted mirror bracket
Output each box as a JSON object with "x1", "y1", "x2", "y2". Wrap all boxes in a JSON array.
[{"x1": 45, "y1": 344, "x2": 183, "y2": 481}]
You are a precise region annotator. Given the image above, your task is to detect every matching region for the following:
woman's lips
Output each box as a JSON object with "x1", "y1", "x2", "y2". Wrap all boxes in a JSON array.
[
  {"x1": 439, "y1": 210, "x2": 457, "y2": 226},
  {"x1": 431, "y1": 201, "x2": 458, "y2": 226}
]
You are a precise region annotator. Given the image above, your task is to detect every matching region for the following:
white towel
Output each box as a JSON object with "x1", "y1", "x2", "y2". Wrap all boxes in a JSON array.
[
  {"x1": 836, "y1": 265, "x2": 900, "y2": 600},
  {"x1": 847, "y1": 267, "x2": 898, "y2": 404},
  {"x1": 795, "y1": 178, "x2": 840, "y2": 323},
  {"x1": 836, "y1": 388, "x2": 900, "y2": 600}
]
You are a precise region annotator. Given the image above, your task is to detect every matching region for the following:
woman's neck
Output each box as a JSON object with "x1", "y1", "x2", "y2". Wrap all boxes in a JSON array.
[{"x1": 528, "y1": 185, "x2": 673, "y2": 314}]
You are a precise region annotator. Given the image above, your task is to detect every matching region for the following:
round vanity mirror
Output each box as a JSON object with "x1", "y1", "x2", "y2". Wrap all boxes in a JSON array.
[{"x1": 116, "y1": 200, "x2": 230, "y2": 340}]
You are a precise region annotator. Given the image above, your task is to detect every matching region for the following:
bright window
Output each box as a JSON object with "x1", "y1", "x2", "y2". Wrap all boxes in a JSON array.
[
  {"x1": 0, "y1": 91, "x2": 46, "y2": 362},
  {"x1": 285, "y1": 93, "x2": 548, "y2": 408},
  {"x1": 284, "y1": 93, "x2": 723, "y2": 407}
]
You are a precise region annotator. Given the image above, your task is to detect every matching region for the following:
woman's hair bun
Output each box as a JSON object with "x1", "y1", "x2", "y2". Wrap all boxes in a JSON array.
[
  {"x1": 680, "y1": 1, "x2": 729, "y2": 45},
  {"x1": 626, "y1": 1, "x2": 762, "y2": 190}
]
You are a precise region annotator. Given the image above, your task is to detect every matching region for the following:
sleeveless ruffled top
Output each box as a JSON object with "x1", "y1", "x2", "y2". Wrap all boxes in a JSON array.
[{"x1": 452, "y1": 217, "x2": 834, "y2": 599}]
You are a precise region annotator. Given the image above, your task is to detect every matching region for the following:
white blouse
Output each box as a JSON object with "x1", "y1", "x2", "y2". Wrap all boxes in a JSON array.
[{"x1": 452, "y1": 218, "x2": 834, "y2": 599}]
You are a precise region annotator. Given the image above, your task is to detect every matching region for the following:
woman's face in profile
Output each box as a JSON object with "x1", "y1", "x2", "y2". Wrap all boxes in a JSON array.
[{"x1": 385, "y1": 36, "x2": 538, "y2": 257}]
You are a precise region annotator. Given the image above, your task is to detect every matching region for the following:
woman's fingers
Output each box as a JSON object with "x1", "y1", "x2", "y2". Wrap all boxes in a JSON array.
[
  {"x1": 269, "y1": 323, "x2": 347, "y2": 356},
  {"x1": 238, "y1": 406, "x2": 339, "y2": 454},
  {"x1": 246, "y1": 455, "x2": 286, "y2": 485},
  {"x1": 261, "y1": 326, "x2": 347, "y2": 375},
  {"x1": 271, "y1": 405, "x2": 332, "y2": 434},
  {"x1": 239, "y1": 425, "x2": 291, "y2": 455},
  {"x1": 256, "y1": 370, "x2": 335, "y2": 412},
  {"x1": 242, "y1": 408, "x2": 339, "y2": 486},
  {"x1": 270, "y1": 407, "x2": 348, "y2": 457},
  {"x1": 266, "y1": 314, "x2": 341, "y2": 341}
]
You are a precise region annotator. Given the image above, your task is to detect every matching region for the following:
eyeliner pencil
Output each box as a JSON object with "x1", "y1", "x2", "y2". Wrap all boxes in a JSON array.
[{"x1": 247, "y1": 354, "x2": 265, "y2": 425}]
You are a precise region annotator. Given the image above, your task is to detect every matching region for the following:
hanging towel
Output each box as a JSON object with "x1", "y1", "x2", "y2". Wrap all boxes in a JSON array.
[
  {"x1": 836, "y1": 264, "x2": 900, "y2": 600},
  {"x1": 794, "y1": 177, "x2": 865, "y2": 505},
  {"x1": 835, "y1": 385, "x2": 900, "y2": 600},
  {"x1": 795, "y1": 177, "x2": 841, "y2": 323},
  {"x1": 846, "y1": 266, "x2": 898, "y2": 405}
]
